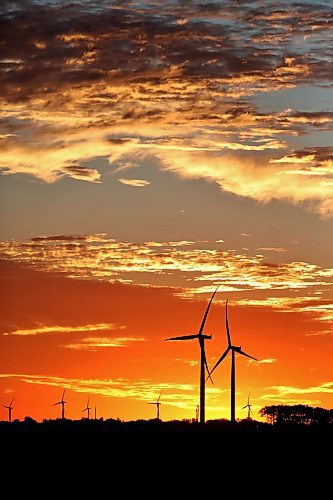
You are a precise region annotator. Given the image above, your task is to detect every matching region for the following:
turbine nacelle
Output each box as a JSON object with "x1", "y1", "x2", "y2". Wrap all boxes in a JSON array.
[{"x1": 231, "y1": 344, "x2": 257, "y2": 361}]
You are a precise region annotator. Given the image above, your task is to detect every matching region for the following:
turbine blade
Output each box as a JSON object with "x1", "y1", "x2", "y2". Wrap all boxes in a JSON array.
[
  {"x1": 157, "y1": 390, "x2": 163, "y2": 403},
  {"x1": 10, "y1": 398, "x2": 14, "y2": 406},
  {"x1": 164, "y1": 334, "x2": 198, "y2": 341},
  {"x1": 226, "y1": 300, "x2": 232, "y2": 347},
  {"x1": 239, "y1": 350, "x2": 257, "y2": 361},
  {"x1": 62, "y1": 389, "x2": 65, "y2": 402},
  {"x1": 242, "y1": 405, "x2": 247, "y2": 410},
  {"x1": 198, "y1": 285, "x2": 219, "y2": 335},
  {"x1": 209, "y1": 348, "x2": 230, "y2": 377},
  {"x1": 53, "y1": 401, "x2": 61, "y2": 406},
  {"x1": 203, "y1": 349, "x2": 214, "y2": 385}
]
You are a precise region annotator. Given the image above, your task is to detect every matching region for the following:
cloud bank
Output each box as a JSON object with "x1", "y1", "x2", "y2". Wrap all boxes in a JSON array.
[{"x1": 0, "y1": 0, "x2": 332, "y2": 213}]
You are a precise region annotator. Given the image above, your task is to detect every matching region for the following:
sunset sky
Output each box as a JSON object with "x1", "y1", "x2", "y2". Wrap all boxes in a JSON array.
[{"x1": 0, "y1": 0, "x2": 332, "y2": 422}]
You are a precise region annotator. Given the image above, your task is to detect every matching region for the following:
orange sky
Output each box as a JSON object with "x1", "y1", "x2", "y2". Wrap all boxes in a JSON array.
[
  {"x1": 0, "y1": 256, "x2": 332, "y2": 422},
  {"x1": 0, "y1": 0, "x2": 332, "y2": 422}
]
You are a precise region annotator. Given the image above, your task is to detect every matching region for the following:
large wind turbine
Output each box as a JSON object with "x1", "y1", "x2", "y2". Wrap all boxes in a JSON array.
[
  {"x1": 82, "y1": 398, "x2": 91, "y2": 419},
  {"x1": 165, "y1": 286, "x2": 219, "y2": 424},
  {"x1": 53, "y1": 390, "x2": 66, "y2": 419},
  {"x1": 242, "y1": 393, "x2": 252, "y2": 420},
  {"x1": 148, "y1": 391, "x2": 163, "y2": 420},
  {"x1": 4, "y1": 397, "x2": 14, "y2": 422},
  {"x1": 209, "y1": 300, "x2": 257, "y2": 423}
]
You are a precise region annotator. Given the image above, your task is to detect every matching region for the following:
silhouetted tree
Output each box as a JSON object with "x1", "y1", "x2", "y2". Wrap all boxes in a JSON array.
[
  {"x1": 260, "y1": 405, "x2": 333, "y2": 426},
  {"x1": 23, "y1": 416, "x2": 37, "y2": 424}
]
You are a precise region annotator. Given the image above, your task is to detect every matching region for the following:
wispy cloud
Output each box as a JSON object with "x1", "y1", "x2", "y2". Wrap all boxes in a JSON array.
[
  {"x1": 249, "y1": 358, "x2": 276, "y2": 365},
  {"x1": 232, "y1": 297, "x2": 333, "y2": 324},
  {"x1": 299, "y1": 304, "x2": 333, "y2": 322},
  {"x1": 64, "y1": 336, "x2": 146, "y2": 351},
  {"x1": 153, "y1": 148, "x2": 333, "y2": 216},
  {"x1": 175, "y1": 358, "x2": 198, "y2": 367},
  {"x1": 270, "y1": 382, "x2": 333, "y2": 395},
  {"x1": 305, "y1": 330, "x2": 333, "y2": 337},
  {"x1": 0, "y1": 236, "x2": 332, "y2": 325},
  {"x1": 0, "y1": 373, "x2": 220, "y2": 410},
  {"x1": 3, "y1": 323, "x2": 124, "y2": 336},
  {"x1": 118, "y1": 178, "x2": 150, "y2": 187},
  {"x1": 260, "y1": 396, "x2": 321, "y2": 406},
  {"x1": 259, "y1": 382, "x2": 333, "y2": 406},
  {"x1": 257, "y1": 248, "x2": 287, "y2": 253}
]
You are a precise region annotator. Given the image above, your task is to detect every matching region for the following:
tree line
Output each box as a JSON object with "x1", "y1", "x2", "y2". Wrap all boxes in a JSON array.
[
  {"x1": 260, "y1": 404, "x2": 333, "y2": 426},
  {"x1": 0, "y1": 405, "x2": 332, "y2": 432}
]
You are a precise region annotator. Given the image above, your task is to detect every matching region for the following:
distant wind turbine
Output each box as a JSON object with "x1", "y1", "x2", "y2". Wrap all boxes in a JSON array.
[
  {"x1": 208, "y1": 300, "x2": 257, "y2": 423},
  {"x1": 4, "y1": 397, "x2": 14, "y2": 422},
  {"x1": 195, "y1": 405, "x2": 199, "y2": 421},
  {"x1": 53, "y1": 390, "x2": 66, "y2": 419},
  {"x1": 242, "y1": 393, "x2": 252, "y2": 420},
  {"x1": 82, "y1": 398, "x2": 91, "y2": 419},
  {"x1": 149, "y1": 391, "x2": 163, "y2": 419},
  {"x1": 94, "y1": 407, "x2": 97, "y2": 420},
  {"x1": 165, "y1": 286, "x2": 219, "y2": 424}
]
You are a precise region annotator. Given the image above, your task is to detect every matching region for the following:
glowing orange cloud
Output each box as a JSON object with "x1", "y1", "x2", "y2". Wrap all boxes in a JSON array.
[{"x1": 1, "y1": 237, "x2": 331, "y2": 319}]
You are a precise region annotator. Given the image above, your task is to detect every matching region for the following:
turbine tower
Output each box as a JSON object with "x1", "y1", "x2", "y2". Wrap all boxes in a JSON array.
[
  {"x1": 82, "y1": 398, "x2": 91, "y2": 419},
  {"x1": 4, "y1": 397, "x2": 14, "y2": 422},
  {"x1": 53, "y1": 390, "x2": 66, "y2": 419},
  {"x1": 242, "y1": 393, "x2": 252, "y2": 420},
  {"x1": 209, "y1": 300, "x2": 257, "y2": 423},
  {"x1": 195, "y1": 405, "x2": 199, "y2": 421},
  {"x1": 149, "y1": 391, "x2": 163, "y2": 419},
  {"x1": 165, "y1": 286, "x2": 219, "y2": 424}
]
